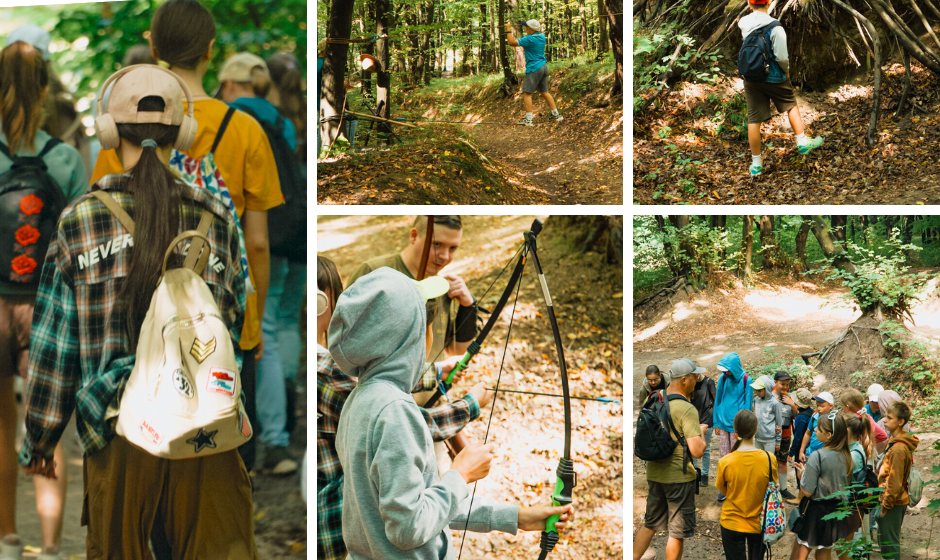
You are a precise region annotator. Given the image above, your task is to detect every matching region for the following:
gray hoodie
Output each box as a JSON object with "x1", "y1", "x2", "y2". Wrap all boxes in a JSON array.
[
  {"x1": 739, "y1": 10, "x2": 790, "y2": 74},
  {"x1": 752, "y1": 375, "x2": 782, "y2": 446},
  {"x1": 332, "y1": 267, "x2": 518, "y2": 560}
]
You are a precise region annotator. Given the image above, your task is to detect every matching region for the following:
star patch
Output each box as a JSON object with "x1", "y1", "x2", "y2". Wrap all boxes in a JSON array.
[
  {"x1": 190, "y1": 336, "x2": 217, "y2": 363},
  {"x1": 186, "y1": 428, "x2": 218, "y2": 453}
]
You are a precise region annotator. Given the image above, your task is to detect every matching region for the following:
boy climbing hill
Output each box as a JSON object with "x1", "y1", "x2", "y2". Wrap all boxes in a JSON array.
[
  {"x1": 505, "y1": 20, "x2": 563, "y2": 126},
  {"x1": 739, "y1": 0, "x2": 823, "y2": 176}
]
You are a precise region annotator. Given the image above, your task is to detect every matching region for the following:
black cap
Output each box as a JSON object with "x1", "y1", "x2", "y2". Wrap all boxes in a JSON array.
[{"x1": 774, "y1": 370, "x2": 792, "y2": 381}]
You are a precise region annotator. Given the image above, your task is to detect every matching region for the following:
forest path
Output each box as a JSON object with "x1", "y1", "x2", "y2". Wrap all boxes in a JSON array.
[{"x1": 633, "y1": 63, "x2": 940, "y2": 204}]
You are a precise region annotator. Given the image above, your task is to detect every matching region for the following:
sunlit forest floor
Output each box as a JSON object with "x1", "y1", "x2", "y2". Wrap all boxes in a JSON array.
[
  {"x1": 317, "y1": 55, "x2": 624, "y2": 205},
  {"x1": 634, "y1": 64, "x2": 940, "y2": 204}
]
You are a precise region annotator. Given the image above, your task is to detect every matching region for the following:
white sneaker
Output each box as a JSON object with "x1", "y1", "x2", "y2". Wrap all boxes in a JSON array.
[
  {"x1": 548, "y1": 113, "x2": 564, "y2": 123},
  {"x1": 0, "y1": 535, "x2": 24, "y2": 560}
]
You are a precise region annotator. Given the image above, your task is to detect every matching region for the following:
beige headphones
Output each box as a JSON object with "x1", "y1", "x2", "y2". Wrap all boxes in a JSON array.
[{"x1": 95, "y1": 64, "x2": 198, "y2": 152}]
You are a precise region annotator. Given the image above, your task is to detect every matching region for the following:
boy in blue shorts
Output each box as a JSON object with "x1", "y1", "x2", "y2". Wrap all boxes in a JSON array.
[{"x1": 505, "y1": 19, "x2": 562, "y2": 126}]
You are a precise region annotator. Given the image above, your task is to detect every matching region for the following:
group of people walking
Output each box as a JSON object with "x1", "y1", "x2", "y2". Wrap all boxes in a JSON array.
[
  {"x1": 0, "y1": 1, "x2": 306, "y2": 558},
  {"x1": 634, "y1": 354, "x2": 920, "y2": 560}
]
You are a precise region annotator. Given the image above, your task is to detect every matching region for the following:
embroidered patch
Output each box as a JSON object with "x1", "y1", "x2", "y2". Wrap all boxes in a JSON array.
[
  {"x1": 238, "y1": 411, "x2": 252, "y2": 438},
  {"x1": 190, "y1": 336, "x2": 217, "y2": 363},
  {"x1": 139, "y1": 419, "x2": 163, "y2": 446},
  {"x1": 173, "y1": 369, "x2": 194, "y2": 398},
  {"x1": 186, "y1": 428, "x2": 218, "y2": 453},
  {"x1": 206, "y1": 367, "x2": 236, "y2": 397}
]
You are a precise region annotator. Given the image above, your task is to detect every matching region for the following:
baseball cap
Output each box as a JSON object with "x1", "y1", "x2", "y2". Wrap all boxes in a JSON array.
[
  {"x1": 669, "y1": 358, "x2": 704, "y2": 378},
  {"x1": 7, "y1": 25, "x2": 51, "y2": 61},
  {"x1": 414, "y1": 276, "x2": 449, "y2": 301},
  {"x1": 519, "y1": 19, "x2": 542, "y2": 32},
  {"x1": 750, "y1": 378, "x2": 766, "y2": 389},
  {"x1": 218, "y1": 52, "x2": 270, "y2": 83},
  {"x1": 792, "y1": 388, "x2": 813, "y2": 408},
  {"x1": 867, "y1": 383, "x2": 885, "y2": 402},
  {"x1": 814, "y1": 391, "x2": 835, "y2": 405},
  {"x1": 106, "y1": 65, "x2": 187, "y2": 126},
  {"x1": 774, "y1": 371, "x2": 792, "y2": 381}
]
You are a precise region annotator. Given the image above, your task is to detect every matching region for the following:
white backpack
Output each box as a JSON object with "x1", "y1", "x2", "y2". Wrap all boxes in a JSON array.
[{"x1": 92, "y1": 190, "x2": 252, "y2": 459}]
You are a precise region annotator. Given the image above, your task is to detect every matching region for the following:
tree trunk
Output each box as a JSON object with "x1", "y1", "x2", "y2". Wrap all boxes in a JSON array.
[
  {"x1": 361, "y1": 5, "x2": 374, "y2": 99},
  {"x1": 375, "y1": 0, "x2": 393, "y2": 138},
  {"x1": 579, "y1": 0, "x2": 589, "y2": 53},
  {"x1": 709, "y1": 215, "x2": 726, "y2": 230},
  {"x1": 497, "y1": 0, "x2": 520, "y2": 93},
  {"x1": 597, "y1": 0, "x2": 609, "y2": 54},
  {"x1": 795, "y1": 219, "x2": 811, "y2": 270},
  {"x1": 830, "y1": 215, "x2": 847, "y2": 247},
  {"x1": 320, "y1": 0, "x2": 356, "y2": 148},
  {"x1": 480, "y1": 3, "x2": 490, "y2": 72},
  {"x1": 409, "y1": 12, "x2": 422, "y2": 85},
  {"x1": 759, "y1": 215, "x2": 780, "y2": 270},
  {"x1": 739, "y1": 215, "x2": 754, "y2": 282},
  {"x1": 565, "y1": 5, "x2": 575, "y2": 58},
  {"x1": 668, "y1": 216, "x2": 693, "y2": 279},
  {"x1": 605, "y1": 0, "x2": 623, "y2": 97},
  {"x1": 654, "y1": 216, "x2": 677, "y2": 276},
  {"x1": 806, "y1": 216, "x2": 857, "y2": 275}
]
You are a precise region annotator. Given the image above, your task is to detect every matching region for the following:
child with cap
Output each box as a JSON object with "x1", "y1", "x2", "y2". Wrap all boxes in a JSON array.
[
  {"x1": 772, "y1": 371, "x2": 797, "y2": 500},
  {"x1": 504, "y1": 19, "x2": 562, "y2": 126},
  {"x1": 749, "y1": 375, "x2": 782, "y2": 457},
  {"x1": 798, "y1": 391, "x2": 834, "y2": 463},
  {"x1": 19, "y1": 63, "x2": 257, "y2": 557},
  {"x1": 331, "y1": 267, "x2": 572, "y2": 560},
  {"x1": 739, "y1": 0, "x2": 823, "y2": 176},
  {"x1": 787, "y1": 388, "x2": 815, "y2": 503},
  {"x1": 865, "y1": 383, "x2": 884, "y2": 423}
]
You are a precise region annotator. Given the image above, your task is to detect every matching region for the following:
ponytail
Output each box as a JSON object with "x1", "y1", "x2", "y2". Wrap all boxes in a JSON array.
[
  {"x1": 114, "y1": 96, "x2": 183, "y2": 348},
  {"x1": 730, "y1": 409, "x2": 758, "y2": 452},
  {"x1": 0, "y1": 41, "x2": 49, "y2": 153}
]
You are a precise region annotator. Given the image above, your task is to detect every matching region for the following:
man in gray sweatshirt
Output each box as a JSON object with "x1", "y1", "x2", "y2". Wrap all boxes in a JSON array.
[{"x1": 331, "y1": 267, "x2": 572, "y2": 560}]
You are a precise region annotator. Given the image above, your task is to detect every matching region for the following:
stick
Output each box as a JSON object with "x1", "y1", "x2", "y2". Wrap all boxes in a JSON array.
[{"x1": 344, "y1": 110, "x2": 422, "y2": 128}]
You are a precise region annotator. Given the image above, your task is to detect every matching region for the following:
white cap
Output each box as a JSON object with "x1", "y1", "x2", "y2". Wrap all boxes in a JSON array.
[
  {"x1": 814, "y1": 391, "x2": 835, "y2": 405},
  {"x1": 521, "y1": 19, "x2": 542, "y2": 32},
  {"x1": 7, "y1": 25, "x2": 51, "y2": 61},
  {"x1": 867, "y1": 383, "x2": 885, "y2": 402}
]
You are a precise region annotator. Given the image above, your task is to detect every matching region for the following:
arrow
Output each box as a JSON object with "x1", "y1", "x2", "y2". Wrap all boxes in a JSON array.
[{"x1": 485, "y1": 387, "x2": 620, "y2": 403}]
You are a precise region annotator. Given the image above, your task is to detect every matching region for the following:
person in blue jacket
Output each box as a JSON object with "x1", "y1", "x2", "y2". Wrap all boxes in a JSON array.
[
  {"x1": 504, "y1": 19, "x2": 562, "y2": 127},
  {"x1": 712, "y1": 352, "x2": 752, "y2": 502}
]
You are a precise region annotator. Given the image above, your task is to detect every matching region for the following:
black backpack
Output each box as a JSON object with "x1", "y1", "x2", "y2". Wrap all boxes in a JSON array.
[
  {"x1": 238, "y1": 106, "x2": 306, "y2": 264},
  {"x1": 0, "y1": 138, "x2": 67, "y2": 286},
  {"x1": 738, "y1": 21, "x2": 781, "y2": 82},
  {"x1": 850, "y1": 447, "x2": 880, "y2": 514},
  {"x1": 635, "y1": 391, "x2": 691, "y2": 472}
]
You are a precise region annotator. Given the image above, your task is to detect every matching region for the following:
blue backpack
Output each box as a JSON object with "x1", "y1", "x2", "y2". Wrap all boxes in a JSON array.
[{"x1": 738, "y1": 21, "x2": 784, "y2": 82}]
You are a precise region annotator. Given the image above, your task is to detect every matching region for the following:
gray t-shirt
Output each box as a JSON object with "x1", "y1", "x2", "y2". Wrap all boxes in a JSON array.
[{"x1": 801, "y1": 448, "x2": 850, "y2": 500}]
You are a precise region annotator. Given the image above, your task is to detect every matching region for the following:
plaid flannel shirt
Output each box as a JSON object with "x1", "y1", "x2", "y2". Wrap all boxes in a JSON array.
[
  {"x1": 19, "y1": 174, "x2": 246, "y2": 465},
  {"x1": 316, "y1": 351, "x2": 480, "y2": 560}
]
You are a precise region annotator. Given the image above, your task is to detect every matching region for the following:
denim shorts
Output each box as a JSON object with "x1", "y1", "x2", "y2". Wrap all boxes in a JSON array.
[{"x1": 522, "y1": 64, "x2": 549, "y2": 94}]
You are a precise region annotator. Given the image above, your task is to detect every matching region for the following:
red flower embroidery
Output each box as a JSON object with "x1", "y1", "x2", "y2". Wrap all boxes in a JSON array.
[
  {"x1": 11, "y1": 255, "x2": 37, "y2": 276},
  {"x1": 19, "y1": 194, "x2": 43, "y2": 216},
  {"x1": 15, "y1": 224, "x2": 40, "y2": 246}
]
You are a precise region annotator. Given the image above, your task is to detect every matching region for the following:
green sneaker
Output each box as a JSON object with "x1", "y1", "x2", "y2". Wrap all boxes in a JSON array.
[
  {"x1": 749, "y1": 164, "x2": 763, "y2": 177},
  {"x1": 797, "y1": 136, "x2": 824, "y2": 155}
]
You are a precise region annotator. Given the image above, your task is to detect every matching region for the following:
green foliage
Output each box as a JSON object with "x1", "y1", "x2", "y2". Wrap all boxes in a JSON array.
[
  {"x1": 749, "y1": 348, "x2": 815, "y2": 387},
  {"x1": 709, "y1": 91, "x2": 748, "y2": 139},
  {"x1": 661, "y1": 218, "x2": 735, "y2": 282},
  {"x1": 877, "y1": 320, "x2": 940, "y2": 391},
  {"x1": 819, "y1": 231, "x2": 929, "y2": 318}
]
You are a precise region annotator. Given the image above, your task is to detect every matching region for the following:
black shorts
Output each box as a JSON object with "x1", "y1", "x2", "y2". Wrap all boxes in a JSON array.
[
  {"x1": 776, "y1": 437, "x2": 791, "y2": 464},
  {"x1": 644, "y1": 480, "x2": 696, "y2": 539},
  {"x1": 743, "y1": 79, "x2": 797, "y2": 124}
]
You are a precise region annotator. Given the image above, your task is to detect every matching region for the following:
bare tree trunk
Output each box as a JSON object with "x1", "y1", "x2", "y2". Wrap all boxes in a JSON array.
[
  {"x1": 806, "y1": 215, "x2": 857, "y2": 274},
  {"x1": 497, "y1": 0, "x2": 520, "y2": 94},
  {"x1": 832, "y1": 0, "x2": 882, "y2": 146},
  {"x1": 605, "y1": 0, "x2": 623, "y2": 97},
  {"x1": 361, "y1": 4, "x2": 374, "y2": 98},
  {"x1": 376, "y1": 0, "x2": 393, "y2": 137},
  {"x1": 598, "y1": 0, "x2": 609, "y2": 54},
  {"x1": 579, "y1": 0, "x2": 589, "y2": 53},
  {"x1": 759, "y1": 215, "x2": 780, "y2": 270},
  {"x1": 795, "y1": 219, "x2": 811, "y2": 270},
  {"x1": 830, "y1": 215, "x2": 848, "y2": 247},
  {"x1": 480, "y1": 3, "x2": 490, "y2": 72},
  {"x1": 739, "y1": 215, "x2": 754, "y2": 282},
  {"x1": 565, "y1": 4, "x2": 575, "y2": 58},
  {"x1": 321, "y1": 0, "x2": 355, "y2": 147},
  {"x1": 669, "y1": 216, "x2": 693, "y2": 279}
]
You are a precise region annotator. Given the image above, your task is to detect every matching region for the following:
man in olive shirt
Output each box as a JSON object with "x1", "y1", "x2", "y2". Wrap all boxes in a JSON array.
[
  {"x1": 346, "y1": 216, "x2": 477, "y2": 385},
  {"x1": 633, "y1": 359, "x2": 707, "y2": 560}
]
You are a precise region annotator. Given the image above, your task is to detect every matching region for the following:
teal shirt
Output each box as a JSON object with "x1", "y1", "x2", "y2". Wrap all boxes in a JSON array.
[
  {"x1": 516, "y1": 32, "x2": 547, "y2": 74},
  {"x1": 0, "y1": 127, "x2": 87, "y2": 295}
]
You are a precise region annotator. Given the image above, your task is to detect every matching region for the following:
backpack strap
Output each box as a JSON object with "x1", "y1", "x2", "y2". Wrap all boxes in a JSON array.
[
  {"x1": 665, "y1": 393, "x2": 692, "y2": 474},
  {"x1": 182, "y1": 210, "x2": 214, "y2": 274},
  {"x1": 210, "y1": 107, "x2": 237, "y2": 155},
  {"x1": 0, "y1": 137, "x2": 63, "y2": 163},
  {"x1": 90, "y1": 190, "x2": 135, "y2": 235},
  {"x1": 163, "y1": 228, "x2": 210, "y2": 275}
]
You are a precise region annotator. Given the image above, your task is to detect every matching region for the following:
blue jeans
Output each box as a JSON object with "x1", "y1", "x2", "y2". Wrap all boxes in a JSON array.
[
  {"x1": 693, "y1": 426, "x2": 713, "y2": 479},
  {"x1": 257, "y1": 256, "x2": 306, "y2": 448}
]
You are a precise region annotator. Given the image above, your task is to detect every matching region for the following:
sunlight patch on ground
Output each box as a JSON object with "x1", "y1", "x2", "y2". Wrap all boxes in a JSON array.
[
  {"x1": 828, "y1": 84, "x2": 873, "y2": 103},
  {"x1": 606, "y1": 113, "x2": 624, "y2": 133},
  {"x1": 316, "y1": 216, "x2": 392, "y2": 252},
  {"x1": 742, "y1": 289, "x2": 857, "y2": 322},
  {"x1": 634, "y1": 301, "x2": 711, "y2": 342}
]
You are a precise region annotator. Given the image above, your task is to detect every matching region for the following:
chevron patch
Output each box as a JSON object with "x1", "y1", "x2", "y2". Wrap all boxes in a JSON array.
[{"x1": 190, "y1": 336, "x2": 217, "y2": 363}]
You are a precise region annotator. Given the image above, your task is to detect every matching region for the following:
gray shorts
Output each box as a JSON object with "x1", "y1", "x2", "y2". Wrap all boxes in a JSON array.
[{"x1": 522, "y1": 64, "x2": 549, "y2": 94}]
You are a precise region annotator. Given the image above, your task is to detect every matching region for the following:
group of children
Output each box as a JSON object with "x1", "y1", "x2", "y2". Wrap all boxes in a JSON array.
[{"x1": 638, "y1": 355, "x2": 919, "y2": 560}]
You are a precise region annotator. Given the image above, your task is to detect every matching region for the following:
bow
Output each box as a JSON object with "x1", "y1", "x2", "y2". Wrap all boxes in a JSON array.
[{"x1": 445, "y1": 219, "x2": 575, "y2": 560}]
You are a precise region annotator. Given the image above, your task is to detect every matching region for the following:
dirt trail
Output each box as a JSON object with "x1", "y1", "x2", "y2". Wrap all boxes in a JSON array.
[{"x1": 632, "y1": 277, "x2": 940, "y2": 559}]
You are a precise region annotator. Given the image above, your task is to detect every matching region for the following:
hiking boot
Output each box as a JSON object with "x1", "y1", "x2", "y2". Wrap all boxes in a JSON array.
[
  {"x1": 547, "y1": 112, "x2": 564, "y2": 123},
  {"x1": 264, "y1": 446, "x2": 298, "y2": 475},
  {"x1": 797, "y1": 136, "x2": 824, "y2": 155},
  {"x1": 0, "y1": 534, "x2": 23, "y2": 560},
  {"x1": 749, "y1": 164, "x2": 763, "y2": 177},
  {"x1": 781, "y1": 489, "x2": 798, "y2": 501},
  {"x1": 699, "y1": 478, "x2": 708, "y2": 488},
  {"x1": 516, "y1": 117, "x2": 534, "y2": 127}
]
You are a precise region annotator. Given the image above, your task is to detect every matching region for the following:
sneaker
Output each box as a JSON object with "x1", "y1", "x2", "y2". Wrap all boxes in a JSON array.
[
  {"x1": 717, "y1": 493, "x2": 726, "y2": 503},
  {"x1": 781, "y1": 489, "x2": 797, "y2": 501},
  {"x1": 516, "y1": 117, "x2": 534, "y2": 127},
  {"x1": 749, "y1": 164, "x2": 763, "y2": 177},
  {"x1": 0, "y1": 534, "x2": 23, "y2": 560},
  {"x1": 37, "y1": 546, "x2": 62, "y2": 560},
  {"x1": 263, "y1": 446, "x2": 298, "y2": 475},
  {"x1": 547, "y1": 112, "x2": 564, "y2": 123},
  {"x1": 797, "y1": 136, "x2": 824, "y2": 155},
  {"x1": 699, "y1": 478, "x2": 708, "y2": 488}
]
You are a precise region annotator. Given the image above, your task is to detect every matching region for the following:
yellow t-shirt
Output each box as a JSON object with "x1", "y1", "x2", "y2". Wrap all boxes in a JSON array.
[
  {"x1": 715, "y1": 449, "x2": 778, "y2": 534},
  {"x1": 91, "y1": 99, "x2": 283, "y2": 350}
]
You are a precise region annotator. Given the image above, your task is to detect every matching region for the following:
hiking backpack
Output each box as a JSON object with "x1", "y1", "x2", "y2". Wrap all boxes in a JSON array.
[
  {"x1": 738, "y1": 21, "x2": 783, "y2": 82},
  {"x1": 635, "y1": 391, "x2": 691, "y2": 471},
  {"x1": 760, "y1": 451, "x2": 786, "y2": 545},
  {"x1": 93, "y1": 191, "x2": 253, "y2": 458},
  {"x1": 850, "y1": 447, "x2": 880, "y2": 514},
  {"x1": 236, "y1": 105, "x2": 306, "y2": 264},
  {"x1": 0, "y1": 138, "x2": 67, "y2": 285},
  {"x1": 169, "y1": 107, "x2": 253, "y2": 294}
]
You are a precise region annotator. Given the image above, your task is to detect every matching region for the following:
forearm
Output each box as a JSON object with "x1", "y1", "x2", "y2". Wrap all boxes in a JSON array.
[
  {"x1": 243, "y1": 210, "x2": 271, "y2": 322},
  {"x1": 422, "y1": 395, "x2": 480, "y2": 442}
]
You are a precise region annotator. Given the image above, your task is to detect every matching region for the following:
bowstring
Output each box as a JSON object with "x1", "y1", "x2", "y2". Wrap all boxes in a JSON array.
[{"x1": 455, "y1": 244, "x2": 527, "y2": 559}]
